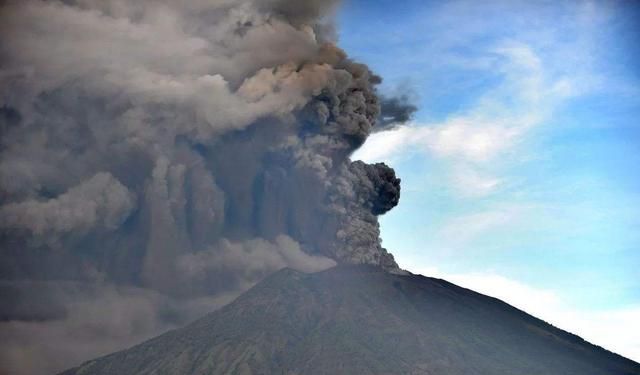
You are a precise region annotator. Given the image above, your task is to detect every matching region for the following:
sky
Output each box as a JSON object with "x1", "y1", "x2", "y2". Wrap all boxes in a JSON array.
[{"x1": 339, "y1": 0, "x2": 640, "y2": 361}]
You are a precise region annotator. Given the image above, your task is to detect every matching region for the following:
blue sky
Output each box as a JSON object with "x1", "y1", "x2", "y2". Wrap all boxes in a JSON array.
[{"x1": 339, "y1": 0, "x2": 640, "y2": 360}]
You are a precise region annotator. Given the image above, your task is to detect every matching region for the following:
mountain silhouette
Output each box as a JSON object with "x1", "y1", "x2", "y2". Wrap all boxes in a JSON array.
[{"x1": 60, "y1": 266, "x2": 640, "y2": 375}]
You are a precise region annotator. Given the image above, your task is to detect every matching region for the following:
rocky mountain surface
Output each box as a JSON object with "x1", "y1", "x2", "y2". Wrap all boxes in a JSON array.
[{"x1": 61, "y1": 266, "x2": 640, "y2": 375}]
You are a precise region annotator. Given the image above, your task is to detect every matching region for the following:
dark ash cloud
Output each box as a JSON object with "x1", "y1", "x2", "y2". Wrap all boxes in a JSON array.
[
  {"x1": 0, "y1": 1, "x2": 405, "y2": 373},
  {"x1": 377, "y1": 95, "x2": 418, "y2": 130}
]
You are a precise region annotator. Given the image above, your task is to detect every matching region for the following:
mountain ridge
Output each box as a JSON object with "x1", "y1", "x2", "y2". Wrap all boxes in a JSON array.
[{"x1": 60, "y1": 265, "x2": 640, "y2": 375}]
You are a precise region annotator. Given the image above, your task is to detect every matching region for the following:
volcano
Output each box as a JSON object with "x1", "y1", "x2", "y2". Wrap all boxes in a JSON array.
[{"x1": 60, "y1": 266, "x2": 639, "y2": 375}]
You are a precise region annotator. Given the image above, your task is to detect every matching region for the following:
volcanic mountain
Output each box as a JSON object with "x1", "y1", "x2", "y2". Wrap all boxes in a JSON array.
[{"x1": 60, "y1": 266, "x2": 640, "y2": 375}]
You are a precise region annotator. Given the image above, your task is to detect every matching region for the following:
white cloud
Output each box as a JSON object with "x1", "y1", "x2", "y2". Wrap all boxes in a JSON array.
[
  {"x1": 354, "y1": 40, "x2": 580, "y2": 197},
  {"x1": 449, "y1": 166, "x2": 502, "y2": 197},
  {"x1": 413, "y1": 266, "x2": 640, "y2": 363},
  {"x1": 352, "y1": 126, "x2": 418, "y2": 163},
  {"x1": 437, "y1": 208, "x2": 518, "y2": 244}
]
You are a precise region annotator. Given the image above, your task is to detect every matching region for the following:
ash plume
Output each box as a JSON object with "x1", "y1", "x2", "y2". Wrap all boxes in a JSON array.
[
  {"x1": 0, "y1": 0, "x2": 403, "y2": 374},
  {"x1": 378, "y1": 94, "x2": 418, "y2": 129}
]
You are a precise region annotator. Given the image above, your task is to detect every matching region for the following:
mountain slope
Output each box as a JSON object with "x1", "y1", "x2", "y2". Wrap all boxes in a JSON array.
[{"x1": 61, "y1": 266, "x2": 640, "y2": 375}]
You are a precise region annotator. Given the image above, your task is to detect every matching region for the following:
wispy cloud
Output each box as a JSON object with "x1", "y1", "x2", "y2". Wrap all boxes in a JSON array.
[
  {"x1": 355, "y1": 39, "x2": 580, "y2": 197},
  {"x1": 436, "y1": 205, "x2": 524, "y2": 246}
]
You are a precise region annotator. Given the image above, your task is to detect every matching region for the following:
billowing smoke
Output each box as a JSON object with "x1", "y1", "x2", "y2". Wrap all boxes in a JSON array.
[
  {"x1": 378, "y1": 94, "x2": 418, "y2": 130},
  {"x1": 0, "y1": 1, "x2": 403, "y2": 374}
]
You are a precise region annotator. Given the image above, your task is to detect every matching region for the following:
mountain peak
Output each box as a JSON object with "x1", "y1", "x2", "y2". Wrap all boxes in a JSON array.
[{"x1": 61, "y1": 265, "x2": 640, "y2": 375}]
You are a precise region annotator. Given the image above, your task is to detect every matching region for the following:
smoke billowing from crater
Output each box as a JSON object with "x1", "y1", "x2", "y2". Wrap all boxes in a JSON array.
[{"x1": 0, "y1": 0, "x2": 404, "y2": 373}]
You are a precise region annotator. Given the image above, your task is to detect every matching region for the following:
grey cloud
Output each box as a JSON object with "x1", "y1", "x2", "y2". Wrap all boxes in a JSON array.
[
  {"x1": 328, "y1": 161, "x2": 400, "y2": 266},
  {"x1": 177, "y1": 235, "x2": 336, "y2": 295},
  {"x1": 259, "y1": 0, "x2": 341, "y2": 26},
  {"x1": 0, "y1": 172, "x2": 135, "y2": 242},
  {"x1": 0, "y1": 281, "x2": 237, "y2": 375},
  {"x1": 0, "y1": 0, "x2": 406, "y2": 373},
  {"x1": 377, "y1": 95, "x2": 418, "y2": 130}
]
